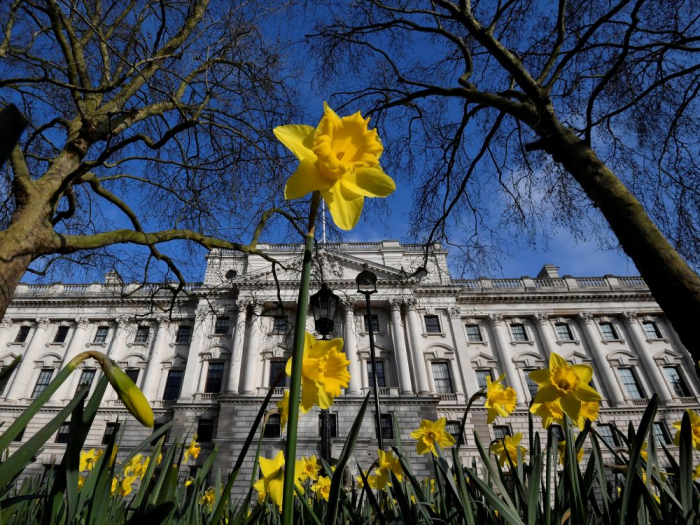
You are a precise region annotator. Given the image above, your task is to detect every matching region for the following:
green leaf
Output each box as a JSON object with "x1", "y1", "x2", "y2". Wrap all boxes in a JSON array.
[{"x1": 473, "y1": 431, "x2": 520, "y2": 516}]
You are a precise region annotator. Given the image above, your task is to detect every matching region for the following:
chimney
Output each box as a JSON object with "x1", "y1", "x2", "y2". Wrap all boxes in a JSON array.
[{"x1": 537, "y1": 264, "x2": 560, "y2": 279}]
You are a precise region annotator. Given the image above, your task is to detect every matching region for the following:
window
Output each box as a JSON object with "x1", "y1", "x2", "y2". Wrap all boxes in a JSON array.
[
  {"x1": 445, "y1": 421, "x2": 463, "y2": 442},
  {"x1": 204, "y1": 362, "x2": 224, "y2": 393},
  {"x1": 135, "y1": 326, "x2": 150, "y2": 343},
  {"x1": 272, "y1": 316, "x2": 287, "y2": 334},
  {"x1": 32, "y1": 369, "x2": 53, "y2": 398},
  {"x1": 555, "y1": 323, "x2": 574, "y2": 341},
  {"x1": 163, "y1": 370, "x2": 184, "y2": 401},
  {"x1": 54, "y1": 326, "x2": 70, "y2": 343},
  {"x1": 431, "y1": 362, "x2": 454, "y2": 394},
  {"x1": 653, "y1": 422, "x2": 671, "y2": 445},
  {"x1": 319, "y1": 413, "x2": 338, "y2": 438},
  {"x1": 76, "y1": 369, "x2": 96, "y2": 394},
  {"x1": 551, "y1": 425, "x2": 565, "y2": 442},
  {"x1": 55, "y1": 422, "x2": 71, "y2": 444},
  {"x1": 597, "y1": 424, "x2": 618, "y2": 448},
  {"x1": 94, "y1": 326, "x2": 109, "y2": 343},
  {"x1": 363, "y1": 314, "x2": 379, "y2": 333},
  {"x1": 599, "y1": 322, "x2": 618, "y2": 340},
  {"x1": 379, "y1": 414, "x2": 394, "y2": 439},
  {"x1": 214, "y1": 316, "x2": 230, "y2": 335},
  {"x1": 367, "y1": 361, "x2": 386, "y2": 388},
  {"x1": 493, "y1": 425, "x2": 511, "y2": 441},
  {"x1": 0, "y1": 367, "x2": 10, "y2": 396},
  {"x1": 175, "y1": 325, "x2": 192, "y2": 343},
  {"x1": 424, "y1": 315, "x2": 441, "y2": 333},
  {"x1": 510, "y1": 324, "x2": 528, "y2": 342},
  {"x1": 263, "y1": 414, "x2": 281, "y2": 438},
  {"x1": 642, "y1": 321, "x2": 662, "y2": 339},
  {"x1": 13, "y1": 427, "x2": 25, "y2": 442},
  {"x1": 197, "y1": 419, "x2": 215, "y2": 442},
  {"x1": 465, "y1": 324, "x2": 483, "y2": 342},
  {"x1": 618, "y1": 367, "x2": 644, "y2": 399},
  {"x1": 102, "y1": 422, "x2": 119, "y2": 445},
  {"x1": 15, "y1": 326, "x2": 30, "y2": 343},
  {"x1": 523, "y1": 369, "x2": 539, "y2": 398},
  {"x1": 475, "y1": 369, "x2": 493, "y2": 390},
  {"x1": 663, "y1": 366, "x2": 690, "y2": 397},
  {"x1": 125, "y1": 368, "x2": 139, "y2": 384},
  {"x1": 269, "y1": 360, "x2": 289, "y2": 387}
]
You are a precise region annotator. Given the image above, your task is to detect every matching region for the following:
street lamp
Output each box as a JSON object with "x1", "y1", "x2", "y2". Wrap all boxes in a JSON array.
[
  {"x1": 356, "y1": 264, "x2": 384, "y2": 449},
  {"x1": 309, "y1": 283, "x2": 340, "y2": 462}
]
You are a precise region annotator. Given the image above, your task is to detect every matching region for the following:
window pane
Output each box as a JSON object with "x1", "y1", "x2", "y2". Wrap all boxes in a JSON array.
[
  {"x1": 510, "y1": 324, "x2": 528, "y2": 341},
  {"x1": 653, "y1": 422, "x2": 671, "y2": 445},
  {"x1": 54, "y1": 326, "x2": 70, "y2": 343},
  {"x1": 493, "y1": 426, "x2": 510, "y2": 441},
  {"x1": 432, "y1": 362, "x2": 454, "y2": 393},
  {"x1": 125, "y1": 369, "x2": 139, "y2": 384},
  {"x1": 445, "y1": 421, "x2": 462, "y2": 441},
  {"x1": 363, "y1": 315, "x2": 379, "y2": 333},
  {"x1": 33, "y1": 369, "x2": 53, "y2": 398},
  {"x1": 555, "y1": 323, "x2": 573, "y2": 341},
  {"x1": 524, "y1": 369, "x2": 539, "y2": 398},
  {"x1": 599, "y1": 322, "x2": 617, "y2": 340},
  {"x1": 103, "y1": 422, "x2": 119, "y2": 445},
  {"x1": 379, "y1": 414, "x2": 394, "y2": 439},
  {"x1": 15, "y1": 326, "x2": 30, "y2": 343},
  {"x1": 94, "y1": 326, "x2": 109, "y2": 343},
  {"x1": 135, "y1": 326, "x2": 150, "y2": 343},
  {"x1": 176, "y1": 325, "x2": 192, "y2": 343},
  {"x1": 76, "y1": 369, "x2": 95, "y2": 394},
  {"x1": 214, "y1": 316, "x2": 230, "y2": 334},
  {"x1": 273, "y1": 316, "x2": 287, "y2": 334},
  {"x1": 163, "y1": 370, "x2": 184, "y2": 400},
  {"x1": 269, "y1": 361, "x2": 289, "y2": 387},
  {"x1": 465, "y1": 324, "x2": 482, "y2": 342},
  {"x1": 475, "y1": 370, "x2": 493, "y2": 390},
  {"x1": 263, "y1": 414, "x2": 281, "y2": 438},
  {"x1": 618, "y1": 368, "x2": 643, "y2": 399},
  {"x1": 319, "y1": 413, "x2": 338, "y2": 438},
  {"x1": 424, "y1": 315, "x2": 441, "y2": 333},
  {"x1": 663, "y1": 366, "x2": 690, "y2": 397},
  {"x1": 597, "y1": 425, "x2": 617, "y2": 447},
  {"x1": 55, "y1": 422, "x2": 71, "y2": 444},
  {"x1": 643, "y1": 322, "x2": 661, "y2": 339},
  {"x1": 367, "y1": 361, "x2": 386, "y2": 387},
  {"x1": 197, "y1": 419, "x2": 215, "y2": 442},
  {"x1": 204, "y1": 362, "x2": 224, "y2": 393}
]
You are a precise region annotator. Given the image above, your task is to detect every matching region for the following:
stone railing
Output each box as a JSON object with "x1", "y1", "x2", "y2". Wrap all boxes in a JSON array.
[
  {"x1": 439, "y1": 393, "x2": 459, "y2": 403},
  {"x1": 454, "y1": 275, "x2": 648, "y2": 293},
  {"x1": 15, "y1": 282, "x2": 203, "y2": 296},
  {"x1": 679, "y1": 396, "x2": 698, "y2": 405},
  {"x1": 630, "y1": 398, "x2": 650, "y2": 407}
]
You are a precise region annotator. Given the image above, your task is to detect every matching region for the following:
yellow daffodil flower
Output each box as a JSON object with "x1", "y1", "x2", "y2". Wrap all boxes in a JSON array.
[
  {"x1": 485, "y1": 374, "x2": 517, "y2": 424},
  {"x1": 531, "y1": 398, "x2": 599, "y2": 430},
  {"x1": 118, "y1": 474, "x2": 138, "y2": 497},
  {"x1": 110, "y1": 446, "x2": 118, "y2": 466},
  {"x1": 529, "y1": 353, "x2": 601, "y2": 421},
  {"x1": 200, "y1": 487, "x2": 216, "y2": 511},
  {"x1": 490, "y1": 433, "x2": 527, "y2": 467},
  {"x1": 276, "y1": 390, "x2": 291, "y2": 429},
  {"x1": 77, "y1": 476, "x2": 85, "y2": 490},
  {"x1": 156, "y1": 452, "x2": 163, "y2": 465},
  {"x1": 79, "y1": 448, "x2": 104, "y2": 472},
  {"x1": 274, "y1": 103, "x2": 396, "y2": 230},
  {"x1": 184, "y1": 435, "x2": 201, "y2": 462},
  {"x1": 640, "y1": 442, "x2": 649, "y2": 462},
  {"x1": 693, "y1": 464, "x2": 700, "y2": 480},
  {"x1": 253, "y1": 451, "x2": 285, "y2": 512},
  {"x1": 286, "y1": 331, "x2": 350, "y2": 413},
  {"x1": 295, "y1": 455, "x2": 320, "y2": 483},
  {"x1": 124, "y1": 454, "x2": 149, "y2": 479},
  {"x1": 257, "y1": 489, "x2": 267, "y2": 504},
  {"x1": 311, "y1": 476, "x2": 332, "y2": 501},
  {"x1": 111, "y1": 477, "x2": 118, "y2": 496},
  {"x1": 185, "y1": 477, "x2": 195, "y2": 487},
  {"x1": 373, "y1": 449, "x2": 403, "y2": 489},
  {"x1": 410, "y1": 418, "x2": 456, "y2": 456},
  {"x1": 557, "y1": 440, "x2": 584, "y2": 465},
  {"x1": 672, "y1": 410, "x2": 700, "y2": 450}
]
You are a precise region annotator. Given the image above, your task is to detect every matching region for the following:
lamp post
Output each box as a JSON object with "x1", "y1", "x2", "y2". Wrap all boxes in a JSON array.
[
  {"x1": 356, "y1": 264, "x2": 384, "y2": 450},
  {"x1": 309, "y1": 283, "x2": 339, "y2": 463}
]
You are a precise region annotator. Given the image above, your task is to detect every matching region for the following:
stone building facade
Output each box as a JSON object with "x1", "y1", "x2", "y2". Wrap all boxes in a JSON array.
[{"x1": 0, "y1": 241, "x2": 697, "y2": 492}]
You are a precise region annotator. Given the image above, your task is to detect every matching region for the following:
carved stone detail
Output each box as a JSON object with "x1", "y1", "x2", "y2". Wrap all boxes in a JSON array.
[
  {"x1": 621, "y1": 311, "x2": 638, "y2": 323},
  {"x1": 75, "y1": 317, "x2": 89, "y2": 329},
  {"x1": 448, "y1": 306, "x2": 461, "y2": 319},
  {"x1": 36, "y1": 317, "x2": 50, "y2": 330},
  {"x1": 488, "y1": 313, "x2": 503, "y2": 325},
  {"x1": 533, "y1": 313, "x2": 549, "y2": 325},
  {"x1": 576, "y1": 312, "x2": 594, "y2": 324}
]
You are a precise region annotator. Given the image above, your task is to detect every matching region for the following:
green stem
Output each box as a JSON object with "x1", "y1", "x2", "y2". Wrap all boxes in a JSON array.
[
  {"x1": 456, "y1": 390, "x2": 485, "y2": 453},
  {"x1": 281, "y1": 191, "x2": 320, "y2": 524}
]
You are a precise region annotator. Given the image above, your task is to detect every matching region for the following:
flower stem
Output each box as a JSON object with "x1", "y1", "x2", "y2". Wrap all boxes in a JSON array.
[
  {"x1": 456, "y1": 390, "x2": 485, "y2": 452},
  {"x1": 281, "y1": 191, "x2": 320, "y2": 525}
]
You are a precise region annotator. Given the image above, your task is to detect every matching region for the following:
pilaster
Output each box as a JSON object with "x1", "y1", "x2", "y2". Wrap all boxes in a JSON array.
[
  {"x1": 389, "y1": 299, "x2": 414, "y2": 395},
  {"x1": 487, "y1": 314, "x2": 527, "y2": 404}
]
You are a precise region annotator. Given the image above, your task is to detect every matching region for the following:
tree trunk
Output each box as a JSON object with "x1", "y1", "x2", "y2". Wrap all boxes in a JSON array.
[{"x1": 541, "y1": 120, "x2": 700, "y2": 367}]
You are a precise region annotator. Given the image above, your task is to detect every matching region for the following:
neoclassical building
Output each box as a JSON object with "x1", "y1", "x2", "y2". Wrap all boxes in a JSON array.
[{"x1": 0, "y1": 241, "x2": 697, "y2": 491}]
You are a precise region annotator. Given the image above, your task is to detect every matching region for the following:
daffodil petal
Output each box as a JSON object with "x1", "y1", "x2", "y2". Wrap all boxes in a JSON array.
[
  {"x1": 550, "y1": 353, "x2": 567, "y2": 369},
  {"x1": 342, "y1": 167, "x2": 395, "y2": 197},
  {"x1": 259, "y1": 456, "x2": 279, "y2": 478},
  {"x1": 534, "y1": 384, "x2": 561, "y2": 403},
  {"x1": 300, "y1": 376, "x2": 318, "y2": 413},
  {"x1": 274, "y1": 124, "x2": 317, "y2": 162},
  {"x1": 559, "y1": 394, "x2": 582, "y2": 421},
  {"x1": 284, "y1": 159, "x2": 332, "y2": 200},
  {"x1": 572, "y1": 383, "x2": 602, "y2": 402},
  {"x1": 570, "y1": 364, "x2": 593, "y2": 384},
  {"x1": 529, "y1": 368, "x2": 551, "y2": 385},
  {"x1": 321, "y1": 184, "x2": 364, "y2": 231}
]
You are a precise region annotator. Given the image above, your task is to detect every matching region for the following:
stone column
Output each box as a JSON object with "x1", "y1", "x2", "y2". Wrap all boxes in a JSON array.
[
  {"x1": 54, "y1": 317, "x2": 90, "y2": 400},
  {"x1": 664, "y1": 321, "x2": 700, "y2": 394},
  {"x1": 533, "y1": 313, "x2": 555, "y2": 358},
  {"x1": 197, "y1": 355, "x2": 210, "y2": 393},
  {"x1": 446, "y1": 306, "x2": 479, "y2": 397},
  {"x1": 487, "y1": 314, "x2": 527, "y2": 404},
  {"x1": 106, "y1": 316, "x2": 130, "y2": 358},
  {"x1": 141, "y1": 320, "x2": 171, "y2": 401},
  {"x1": 7, "y1": 318, "x2": 50, "y2": 400},
  {"x1": 622, "y1": 311, "x2": 674, "y2": 403},
  {"x1": 342, "y1": 300, "x2": 362, "y2": 395},
  {"x1": 226, "y1": 302, "x2": 248, "y2": 394},
  {"x1": 405, "y1": 299, "x2": 431, "y2": 395},
  {"x1": 576, "y1": 313, "x2": 625, "y2": 405},
  {"x1": 241, "y1": 303, "x2": 264, "y2": 395},
  {"x1": 360, "y1": 356, "x2": 370, "y2": 391},
  {"x1": 180, "y1": 307, "x2": 210, "y2": 401},
  {"x1": 388, "y1": 300, "x2": 414, "y2": 395}
]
